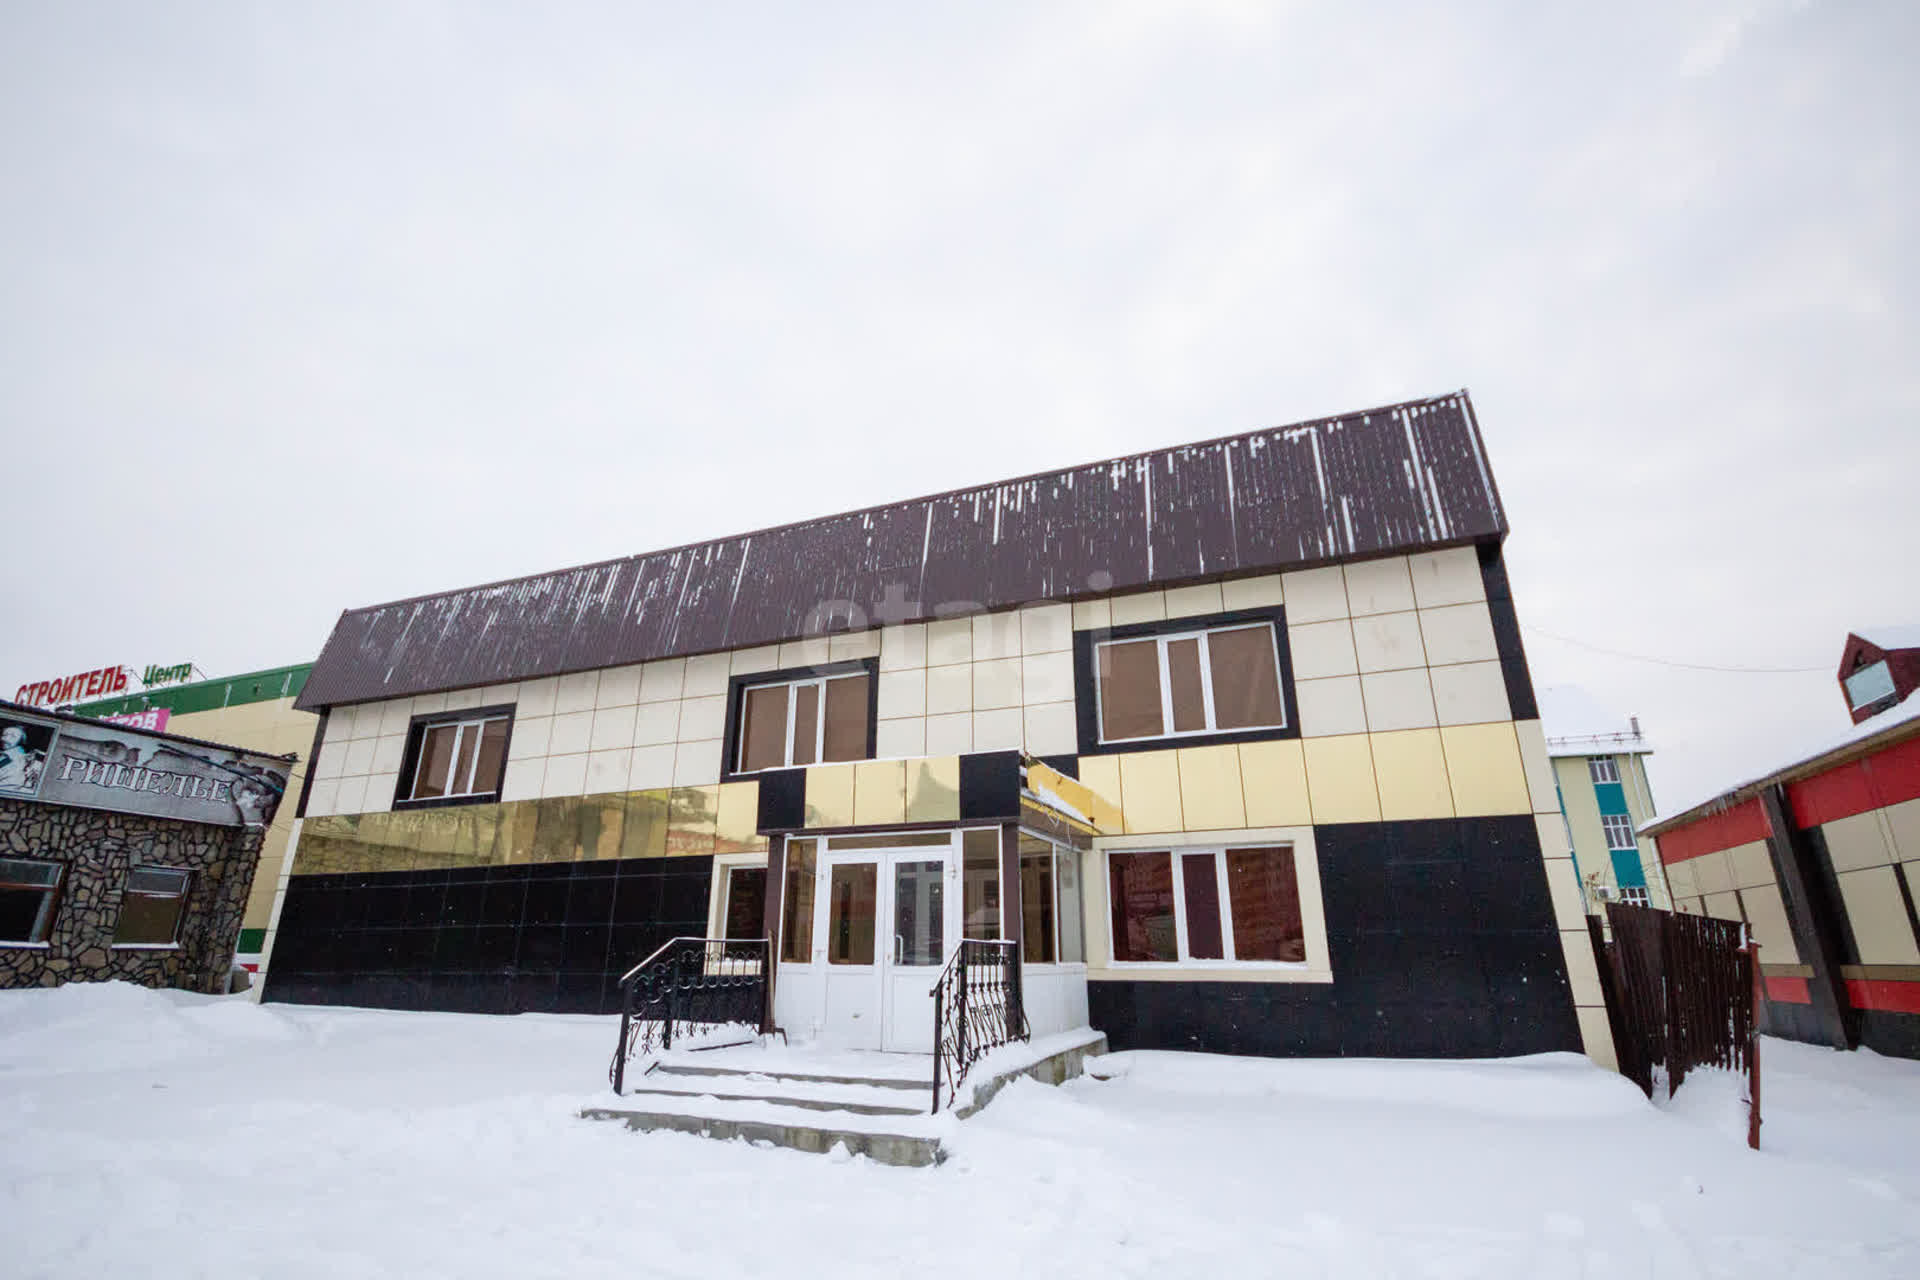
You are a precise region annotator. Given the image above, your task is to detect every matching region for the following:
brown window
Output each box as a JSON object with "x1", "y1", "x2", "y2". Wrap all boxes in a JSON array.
[
  {"x1": 1106, "y1": 845, "x2": 1305, "y2": 965},
  {"x1": 1019, "y1": 835, "x2": 1057, "y2": 964},
  {"x1": 406, "y1": 714, "x2": 511, "y2": 802},
  {"x1": 1108, "y1": 851, "x2": 1176, "y2": 962},
  {"x1": 0, "y1": 858, "x2": 63, "y2": 944},
  {"x1": 721, "y1": 866, "x2": 766, "y2": 938},
  {"x1": 1095, "y1": 623, "x2": 1285, "y2": 743},
  {"x1": 112, "y1": 867, "x2": 190, "y2": 946},
  {"x1": 734, "y1": 672, "x2": 871, "y2": 772},
  {"x1": 962, "y1": 828, "x2": 1001, "y2": 940},
  {"x1": 780, "y1": 838, "x2": 817, "y2": 963},
  {"x1": 825, "y1": 862, "x2": 877, "y2": 965}
]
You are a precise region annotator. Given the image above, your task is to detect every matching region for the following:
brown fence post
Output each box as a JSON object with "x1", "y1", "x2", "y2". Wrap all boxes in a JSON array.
[{"x1": 1747, "y1": 936, "x2": 1763, "y2": 1150}]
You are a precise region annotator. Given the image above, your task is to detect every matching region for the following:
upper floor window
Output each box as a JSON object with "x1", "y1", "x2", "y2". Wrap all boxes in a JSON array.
[
  {"x1": 1096, "y1": 622, "x2": 1285, "y2": 744},
  {"x1": 1600, "y1": 813, "x2": 1637, "y2": 851},
  {"x1": 735, "y1": 671, "x2": 871, "y2": 773},
  {"x1": 403, "y1": 711, "x2": 511, "y2": 804},
  {"x1": 1588, "y1": 757, "x2": 1620, "y2": 785},
  {"x1": 0, "y1": 857, "x2": 63, "y2": 945},
  {"x1": 1844, "y1": 659, "x2": 1894, "y2": 710}
]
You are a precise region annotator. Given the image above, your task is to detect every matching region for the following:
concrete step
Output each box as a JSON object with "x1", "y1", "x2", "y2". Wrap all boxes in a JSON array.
[
  {"x1": 648, "y1": 1062, "x2": 928, "y2": 1092},
  {"x1": 622, "y1": 1080, "x2": 926, "y2": 1118},
  {"x1": 579, "y1": 1104, "x2": 944, "y2": 1167}
]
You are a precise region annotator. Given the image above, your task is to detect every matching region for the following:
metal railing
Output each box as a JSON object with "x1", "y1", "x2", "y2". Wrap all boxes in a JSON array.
[
  {"x1": 609, "y1": 936, "x2": 770, "y2": 1094},
  {"x1": 930, "y1": 938, "x2": 1028, "y2": 1113}
]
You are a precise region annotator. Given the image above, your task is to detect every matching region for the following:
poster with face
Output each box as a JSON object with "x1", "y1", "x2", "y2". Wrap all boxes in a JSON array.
[{"x1": 0, "y1": 716, "x2": 57, "y2": 797}]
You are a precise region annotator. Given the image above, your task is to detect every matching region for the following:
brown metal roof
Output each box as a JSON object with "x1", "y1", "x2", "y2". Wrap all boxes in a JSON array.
[{"x1": 298, "y1": 390, "x2": 1507, "y2": 710}]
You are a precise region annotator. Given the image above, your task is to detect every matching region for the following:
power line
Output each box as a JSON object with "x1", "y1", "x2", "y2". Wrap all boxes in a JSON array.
[{"x1": 1521, "y1": 624, "x2": 1829, "y2": 675}]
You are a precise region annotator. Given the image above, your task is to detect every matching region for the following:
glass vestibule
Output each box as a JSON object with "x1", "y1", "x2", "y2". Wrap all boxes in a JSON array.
[{"x1": 772, "y1": 826, "x2": 1089, "y2": 1049}]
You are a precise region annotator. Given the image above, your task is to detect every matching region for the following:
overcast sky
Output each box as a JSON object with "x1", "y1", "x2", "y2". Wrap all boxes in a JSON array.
[{"x1": 3, "y1": 1, "x2": 1913, "y2": 813}]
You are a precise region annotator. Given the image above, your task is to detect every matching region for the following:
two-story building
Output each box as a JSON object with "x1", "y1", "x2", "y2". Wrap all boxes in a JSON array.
[{"x1": 260, "y1": 391, "x2": 1612, "y2": 1066}]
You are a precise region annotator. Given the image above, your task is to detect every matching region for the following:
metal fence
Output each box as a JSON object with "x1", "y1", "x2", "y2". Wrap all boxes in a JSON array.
[
  {"x1": 1589, "y1": 904, "x2": 1761, "y2": 1147},
  {"x1": 608, "y1": 936, "x2": 769, "y2": 1094},
  {"x1": 931, "y1": 939, "x2": 1028, "y2": 1113}
]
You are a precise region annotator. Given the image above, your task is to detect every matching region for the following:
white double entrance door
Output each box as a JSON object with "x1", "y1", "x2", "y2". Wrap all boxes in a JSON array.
[{"x1": 816, "y1": 844, "x2": 955, "y2": 1052}]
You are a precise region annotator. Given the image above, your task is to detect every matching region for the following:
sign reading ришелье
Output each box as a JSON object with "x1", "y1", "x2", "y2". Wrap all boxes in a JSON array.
[{"x1": 0, "y1": 704, "x2": 290, "y2": 828}]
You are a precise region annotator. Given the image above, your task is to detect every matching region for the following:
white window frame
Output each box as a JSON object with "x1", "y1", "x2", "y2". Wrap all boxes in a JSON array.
[
  {"x1": 1600, "y1": 813, "x2": 1637, "y2": 851},
  {"x1": 1015, "y1": 832, "x2": 1087, "y2": 969},
  {"x1": 1588, "y1": 756, "x2": 1620, "y2": 785},
  {"x1": 1094, "y1": 622, "x2": 1287, "y2": 745},
  {"x1": 407, "y1": 714, "x2": 511, "y2": 801},
  {"x1": 1618, "y1": 886, "x2": 1652, "y2": 908},
  {"x1": 734, "y1": 672, "x2": 870, "y2": 773},
  {"x1": 1103, "y1": 844, "x2": 1308, "y2": 970},
  {"x1": 0, "y1": 857, "x2": 64, "y2": 947}
]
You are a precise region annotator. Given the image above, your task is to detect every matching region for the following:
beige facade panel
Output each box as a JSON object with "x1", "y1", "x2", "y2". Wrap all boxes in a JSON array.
[
  {"x1": 1302, "y1": 733, "x2": 1380, "y2": 825},
  {"x1": 875, "y1": 717, "x2": 926, "y2": 759},
  {"x1": 1725, "y1": 840, "x2": 1777, "y2": 890},
  {"x1": 924, "y1": 710, "x2": 973, "y2": 756},
  {"x1": 905, "y1": 756, "x2": 961, "y2": 823},
  {"x1": 1822, "y1": 810, "x2": 1896, "y2": 874},
  {"x1": 1701, "y1": 890, "x2": 1742, "y2": 924},
  {"x1": 1019, "y1": 602, "x2": 1073, "y2": 655},
  {"x1": 879, "y1": 623, "x2": 926, "y2": 672},
  {"x1": 1294, "y1": 675, "x2": 1369, "y2": 738},
  {"x1": 1428, "y1": 660, "x2": 1509, "y2": 727},
  {"x1": 1836, "y1": 866, "x2": 1920, "y2": 964},
  {"x1": 1368, "y1": 728, "x2": 1454, "y2": 822},
  {"x1": 519, "y1": 676, "x2": 562, "y2": 716},
  {"x1": 541, "y1": 752, "x2": 588, "y2": 798},
  {"x1": 631, "y1": 699, "x2": 680, "y2": 747},
  {"x1": 1575, "y1": 1003, "x2": 1619, "y2": 1072},
  {"x1": 1558, "y1": 923, "x2": 1606, "y2": 1005},
  {"x1": 1885, "y1": 796, "x2": 1920, "y2": 863},
  {"x1": 971, "y1": 706, "x2": 1023, "y2": 752},
  {"x1": 925, "y1": 662, "x2": 972, "y2": 716},
  {"x1": 1220, "y1": 573, "x2": 1283, "y2": 611},
  {"x1": 1163, "y1": 582, "x2": 1225, "y2": 620},
  {"x1": 1175, "y1": 744, "x2": 1247, "y2": 831},
  {"x1": 594, "y1": 665, "x2": 643, "y2": 708},
  {"x1": 1342, "y1": 555, "x2": 1416, "y2": 617},
  {"x1": 1071, "y1": 598, "x2": 1112, "y2": 631},
  {"x1": 729, "y1": 643, "x2": 782, "y2": 676},
  {"x1": 1360, "y1": 667, "x2": 1439, "y2": 733},
  {"x1": 804, "y1": 763, "x2": 856, "y2": 828},
  {"x1": 1108, "y1": 590, "x2": 1167, "y2": 626},
  {"x1": 925, "y1": 617, "x2": 972, "y2": 667},
  {"x1": 1280, "y1": 565, "x2": 1349, "y2": 623},
  {"x1": 627, "y1": 743, "x2": 675, "y2": 791},
  {"x1": 1020, "y1": 650, "x2": 1074, "y2": 705},
  {"x1": 1534, "y1": 813, "x2": 1571, "y2": 860},
  {"x1": 1074, "y1": 755, "x2": 1122, "y2": 821},
  {"x1": 1288, "y1": 619, "x2": 1359, "y2": 680},
  {"x1": 636, "y1": 660, "x2": 683, "y2": 704},
  {"x1": 852, "y1": 760, "x2": 908, "y2": 827},
  {"x1": 1118, "y1": 750, "x2": 1185, "y2": 834},
  {"x1": 1237, "y1": 740, "x2": 1313, "y2": 828},
  {"x1": 877, "y1": 668, "x2": 926, "y2": 720},
  {"x1": 971, "y1": 657, "x2": 1023, "y2": 711},
  {"x1": 1543, "y1": 857, "x2": 1588, "y2": 932},
  {"x1": 1689, "y1": 851, "x2": 1733, "y2": 896},
  {"x1": 585, "y1": 749, "x2": 629, "y2": 795},
  {"x1": 1513, "y1": 721, "x2": 1558, "y2": 816},
  {"x1": 1407, "y1": 547, "x2": 1485, "y2": 609},
  {"x1": 1023, "y1": 701, "x2": 1077, "y2": 756},
  {"x1": 1417, "y1": 601, "x2": 1499, "y2": 667},
  {"x1": 1439, "y1": 722, "x2": 1531, "y2": 817},
  {"x1": 1740, "y1": 880, "x2": 1801, "y2": 963}
]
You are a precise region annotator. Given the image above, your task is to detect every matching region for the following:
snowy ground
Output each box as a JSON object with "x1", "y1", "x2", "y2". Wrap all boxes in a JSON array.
[{"x1": 4, "y1": 984, "x2": 1919, "y2": 1279}]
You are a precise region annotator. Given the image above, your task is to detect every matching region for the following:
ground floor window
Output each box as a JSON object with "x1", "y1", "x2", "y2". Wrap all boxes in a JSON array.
[
  {"x1": 1018, "y1": 834, "x2": 1084, "y2": 965},
  {"x1": 780, "y1": 838, "x2": 817, "y2": 963},
  {"x1": 720, "y1": 866, "x2": 766, "y2": 938},
  {"x1": 962, "y1": 828, "x2": 1001, "y2": 940},
  {"x1": 113, "y1": 866, "x2": 190, "y2": 947},
  {"x1": 0, "y1": 857, "x2": 63, "y2": 944},
  {"x1": 1108, "y1": 845, "x2": 1303, "y2": 965}
]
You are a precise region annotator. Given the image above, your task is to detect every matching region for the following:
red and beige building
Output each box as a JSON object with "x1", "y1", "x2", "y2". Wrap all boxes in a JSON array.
[{"x1": 1646, "y1": 628, "x2": 1920, "y2": 1060}]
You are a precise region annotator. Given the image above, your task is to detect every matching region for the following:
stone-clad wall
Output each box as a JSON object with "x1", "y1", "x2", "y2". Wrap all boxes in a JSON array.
[{"x1": 0, "y1": 796, "x2": 265, "y2": 993}]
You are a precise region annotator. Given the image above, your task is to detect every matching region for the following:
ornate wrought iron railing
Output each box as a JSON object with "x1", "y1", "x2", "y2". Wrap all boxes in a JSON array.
[
  {"x1": 930, "y1": 938, "x2": 1028, "y2": 1113},
  {"x1": 608, "y1": 936, "x2": 770, "y2": 1094}
]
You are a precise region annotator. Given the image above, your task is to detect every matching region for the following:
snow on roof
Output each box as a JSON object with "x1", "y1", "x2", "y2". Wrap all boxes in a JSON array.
[
  {"x1": 1644, "y1": 692, "x2": 1920, "y2": 836},
  {"x1": 1855, "y1": 624, "x2": 1920, "y2": 653},
  {"x1": 1537, "y1": 684, "x2": 1650, "y2": 757}
]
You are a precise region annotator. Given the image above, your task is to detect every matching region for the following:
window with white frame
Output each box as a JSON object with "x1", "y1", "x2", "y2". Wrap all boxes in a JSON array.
[
  {"x1": 735, "y1": 671, "x2": 871, "y2": 772},
  {"x1": 1106, "y1": 845, "x2": 1304, "y2": 965},
  {"x1": 1588, "y1": 757, "x2": 1620, "y2": 785},
  {"x1": 113, "y1": 866, "x2": 189, "y2": 946},
  {"x1": 1095, "y1": 622, "x2": 1286, "y2": 743},
  {"x1": 0, "y1": 858, "x2": 63, "y2": 945},
  {"x1": 1018, "y1": 834, "x2": 1084, "y2": 965},
  {"x1": 1600, "y1": 813, "x2": 1637, "y2": 851},
  {"x1": 1618, "y1": 886, "x2": 1652, "y2": 907},
  {"x1": 404, "y1": 713, "x2": 511, "y2": 803}
]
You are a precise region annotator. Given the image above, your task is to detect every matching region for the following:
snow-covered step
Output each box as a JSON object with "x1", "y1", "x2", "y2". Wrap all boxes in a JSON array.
[
  {"x1": 648, "y1": 1061, "x2": 928, "y2": 1093},
  {"x1": 622, "y1": 1073, "x2": 926, "y2": 1118}
]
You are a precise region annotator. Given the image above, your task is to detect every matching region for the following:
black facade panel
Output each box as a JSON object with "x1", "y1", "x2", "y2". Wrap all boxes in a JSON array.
[
  {"x1": 261, "y1": 854, "x2": 717, "y2": 1016},
  {"x1": 756, "y1": 768, "x2": 807, "y2": 832},
  {"x1": 1859, "y1": 1010, "x2": 1920, "y2": 1061},
  {"x1": 1088, "y1": 816, "x2": 1581, "y2": 1058},
  {"x1": 959, "y1": 751, "x2": 1022, "y2": 820}
]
